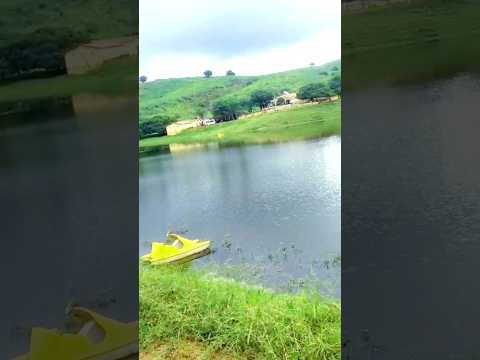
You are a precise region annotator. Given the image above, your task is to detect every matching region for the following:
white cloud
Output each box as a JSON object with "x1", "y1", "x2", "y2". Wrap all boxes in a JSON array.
[{"x1": 140, "y1": 0, "x2": 340, "y2": 80}]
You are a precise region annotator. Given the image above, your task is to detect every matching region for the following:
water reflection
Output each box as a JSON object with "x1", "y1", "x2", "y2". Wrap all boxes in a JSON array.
[
  {"x1": 1, "y1": 95, "x2": 138, "y2": 358},
  {"x1": 342, "y1": 74, "x2": 480, "y2": 357}
]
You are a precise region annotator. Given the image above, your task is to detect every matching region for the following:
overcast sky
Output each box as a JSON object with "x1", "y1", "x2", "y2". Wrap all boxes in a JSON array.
[{"x1": 140, "y1": 0, "x2": 340, "y2": 80}]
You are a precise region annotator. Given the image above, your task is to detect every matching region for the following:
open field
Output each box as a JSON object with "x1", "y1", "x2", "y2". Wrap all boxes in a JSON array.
[
  {"x1": 343, "y1": 0, "x2": 480, "y2": 88},
  {"x1": 139, "y1": 61, "x2": 340, "y2": 126},
  {"x1": 140, "y1": 264, "x2": 340, "y2": 360},
  {"x1": 139, "y1": 101, "x2": 340, "y2": 152}
]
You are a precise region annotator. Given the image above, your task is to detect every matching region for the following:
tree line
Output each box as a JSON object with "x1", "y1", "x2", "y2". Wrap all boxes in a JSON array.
[
  {"x1": 139, "y1": 71, "x2": 341, "y2": 138},
  {"x1": 212, "y1": 76, "x2": 341, "y2": 121}
]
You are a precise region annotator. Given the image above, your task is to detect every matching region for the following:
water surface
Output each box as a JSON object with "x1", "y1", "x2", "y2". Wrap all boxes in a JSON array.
[
  {"x1": 342, "y1": 74, "x2": 480, "y2": 358},
  {"x1": 140, "y1": 137, "x2": 341, "y2": 296},
  {"x1": 1, "y1": 95, "x2": 138, "y2": 357}
]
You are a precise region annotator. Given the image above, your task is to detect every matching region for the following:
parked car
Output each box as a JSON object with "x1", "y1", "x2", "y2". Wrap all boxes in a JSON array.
[{"x1": 203, "y1": 119, "x2": 216, "y2": 126}]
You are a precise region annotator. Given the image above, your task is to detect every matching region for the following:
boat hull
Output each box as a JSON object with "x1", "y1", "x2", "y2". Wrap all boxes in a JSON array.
[{"x1": 146, "y1": 245, "x2": 211, "y2": 265}]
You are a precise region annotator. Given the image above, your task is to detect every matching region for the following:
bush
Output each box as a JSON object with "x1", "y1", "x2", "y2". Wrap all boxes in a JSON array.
[
  {"x1": 212, "y1": 98, "x2": 242, "y2": 121},
  {"x1": 297, "y1": 83, "x2": 331, "y2": 100},
  {"x1": 0, "y1": 26, "x2": 91, "y2": 80},
  {"x1": 250, "y1": 89, "x2": 274, "y2": 110},
  {"x1": 329, "y1": 75, "x2": 341, "y2": 95},
  {"x1": 139, "y1": 119, "x2": 167, "y2": 138}
]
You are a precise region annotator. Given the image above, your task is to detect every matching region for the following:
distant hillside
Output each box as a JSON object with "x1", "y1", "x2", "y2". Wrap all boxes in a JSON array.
[
  {"x1": 0, "y1": 0, "x2": 137, "y2": 81},
  {"x1": 139, "y1": 60, "x2": 340, "y2": 133},
  {"x1": 0, "y1": 0, "x2": 137, "y2": 48}
]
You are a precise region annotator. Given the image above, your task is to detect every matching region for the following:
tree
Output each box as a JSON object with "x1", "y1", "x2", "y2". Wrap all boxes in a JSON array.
[
  {"x1": 195, "y1": 106, "x2": 206, "y2": 119},
  {"x1": 297, "y1": 83, "x2": 331, "y2": 100},
  {"x1": 139, "y1": 75, "x2": 147, "y2": 84},
  {"x1": 203, "y1": 70, "x2": 212, "y2": 78},
  {"x1": 328, "y1": 75, "x2": 341, "y2": 95},
  {"x1": 250, "y1": 90, "x2": 274, "y2": 110},
  {"x1": 226, "y1": 70, "x2": 235, "y2": 76},
  {"x1": 212, "y1": 99, "x2": 240, "y2": 121},
  {"x1": 139, "y1": 119, "x2": 166, "y2": 138}
]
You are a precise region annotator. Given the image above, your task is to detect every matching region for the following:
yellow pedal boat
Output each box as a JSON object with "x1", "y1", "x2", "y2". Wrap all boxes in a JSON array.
[
  {"x1": 141, "y1": 232, "x2": 211, "y2": 265},
  {"x1": 13, "y1": 307, "x2": 138, "y2": 360}
]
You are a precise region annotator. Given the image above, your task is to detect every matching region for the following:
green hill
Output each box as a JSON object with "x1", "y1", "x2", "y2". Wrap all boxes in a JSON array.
[
  {"x1": 0, "y1": 0, "x2": 137, "y2": 48},
  {"x1": 0, "y1": 0, "x2": 137, "y2": 82},
  {"x1": 343, "y1": 0, "x2": 480, "y2": 88},
  {"x1": 139, "y1": 60, "x2": 340, "y2": 133}
]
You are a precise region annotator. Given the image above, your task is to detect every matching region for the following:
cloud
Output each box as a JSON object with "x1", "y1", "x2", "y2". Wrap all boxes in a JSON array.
[{"x1": 140, "y1": 0, "x2": 340, "y2": 79}]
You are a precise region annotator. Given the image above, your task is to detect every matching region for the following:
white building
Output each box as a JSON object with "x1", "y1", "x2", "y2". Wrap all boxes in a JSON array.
[{"x1": 65, "y1": 35, "x2": 138, "y2": 75}]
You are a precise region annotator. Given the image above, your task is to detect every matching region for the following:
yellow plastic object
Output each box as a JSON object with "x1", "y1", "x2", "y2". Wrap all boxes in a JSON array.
[
  {"x1": 141, "y1": 232, "x2": 211, "y2": 265},
  {"x1": 13, "y1": 307, "x2": 138, "y2": 360}
]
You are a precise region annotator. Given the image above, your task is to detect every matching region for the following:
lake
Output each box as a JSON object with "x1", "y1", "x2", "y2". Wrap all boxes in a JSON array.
[
  {"x1": 342, "y1": 73, "x2": 480, "y2": 358},
  {"x1": 139, "y1": 137, "x2": 341, "y2": 297},
  {"x1": 0, "y1": 95, "x2": 138, "y2": 357}
]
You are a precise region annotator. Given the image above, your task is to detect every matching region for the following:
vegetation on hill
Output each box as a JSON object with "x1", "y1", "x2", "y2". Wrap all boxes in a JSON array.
[
  {"x1": 140, "y1": 264, "x2": 340, "y2": 359},
  {"x1": 343, "y1": 0, "x2": 480, "y2": 88},
  {"x1": 0, "y1": 56, "x2": 137, "y2": 102},
  {"x1": 0, "y1": 0, "x2": 137, "y2": 81},
  {"x1": 139, "y1": 60, "x2": 341, "y2": 137},
  {"x1": 140, "y1": 101, "x2": 340, "y2": 153}
]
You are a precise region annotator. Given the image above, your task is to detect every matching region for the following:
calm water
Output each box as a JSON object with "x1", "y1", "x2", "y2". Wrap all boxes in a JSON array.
[
  {"x1": 0, "y1": 95, "x2": 138, "y2": 357},
  {"x1": 139, "y1": 137, "x2": 341, "y2": 296},
  {"x1": 342, "y1": 74, "x2": 480, "y2": 358}
]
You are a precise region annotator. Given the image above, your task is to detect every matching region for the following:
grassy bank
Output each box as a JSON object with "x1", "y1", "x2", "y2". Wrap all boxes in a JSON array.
[
  {"x1": 0, "y1": 56, "x2": 137, "y2": 103},
  {"x1": 140, "y1": 101, "x2": 340, "y2": 152},
  {"x1": 343, "y1": 0, "x2": 480, "y2": 89},
  {"x1": 140, "y1": 265, "x2": 340, "y2": 360}
]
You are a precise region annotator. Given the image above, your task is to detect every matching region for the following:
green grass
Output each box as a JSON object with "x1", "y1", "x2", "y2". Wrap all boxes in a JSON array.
[
  {"x1": 140, "y1": 101, "x2": 340, "y2": 152},
  {"x1": 0, "y1": 56, "x2": 137, "y2": 102},
  {"x1": 140, "y1": 264, "x2": 341, "y2": 360},
  {"x1": 0, "y1": 0, "x2": 137, "y2": 48},
  {"x1": 343, "y1": 0, "x2": 480, "y2": 88},
  {"x1": 139, "y1": 61, "x2": 340, "y2": 124}
]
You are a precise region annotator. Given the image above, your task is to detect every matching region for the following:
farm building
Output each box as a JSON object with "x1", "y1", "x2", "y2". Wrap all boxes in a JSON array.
[
  {"x1": 166, "y1": 119, "x2": 202, "y2": 136},
  {"x1": 65, "y1": 35, "x2": 138, "y2": 74},
  {"x1": 271, "y1": 91, "x2": 306, "y2": 106}
]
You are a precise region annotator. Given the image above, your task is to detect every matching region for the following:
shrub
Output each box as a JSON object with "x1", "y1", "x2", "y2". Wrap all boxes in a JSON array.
[{"x1": 297, "y1": 83, "x2": 331, "y2": 100}]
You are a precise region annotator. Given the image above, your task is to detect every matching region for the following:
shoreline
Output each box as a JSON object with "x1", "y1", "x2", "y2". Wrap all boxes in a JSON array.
[{"x1": 139, "y1": 101, "x2": 341, "y2": 153}]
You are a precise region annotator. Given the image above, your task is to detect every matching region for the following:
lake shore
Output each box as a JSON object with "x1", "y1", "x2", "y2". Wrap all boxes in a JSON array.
[
  {"x1": 343, "y1": 0, "x2": 480, "y2": 89},
  {"x1": 139, "y1": 101, "x2": 340, "y2": 153},
  {"x1": 140, "y1": 264, "x2": 340, "y2": 359},
  {"x1": 0, "y1": 56, "x2": 137, "y2": 103}
]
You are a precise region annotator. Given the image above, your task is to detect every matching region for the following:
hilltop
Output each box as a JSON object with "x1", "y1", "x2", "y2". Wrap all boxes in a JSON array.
[{"x1": 139, "y1": 60, "x2": 340, "y2": 133}]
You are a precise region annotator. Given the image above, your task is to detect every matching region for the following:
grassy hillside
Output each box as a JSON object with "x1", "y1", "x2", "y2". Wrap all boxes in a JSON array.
[
  {"x1": 343, "y1": 0, "x2": 480, "y2": 88},
  {"x1": 139, "y1": 60, "x2": 340, "y2": 128},
  {"x1": 0, "y1": 0, "x2": 137, "y2": 84},
  {"x1": 140, "y1": 101, "x2": 340, "y2": 152},
  {"x1": 0, "y1": 0, "x2": 137, "y2": 48},
  {"x1": 140, "y1": 265, "x2": 340, "y2": 359}
]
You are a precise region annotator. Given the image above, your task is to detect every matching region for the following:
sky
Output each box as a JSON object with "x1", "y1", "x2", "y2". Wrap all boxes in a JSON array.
[{"x1": 140, "y1": 0, "x2": 340, "y2": 80}]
